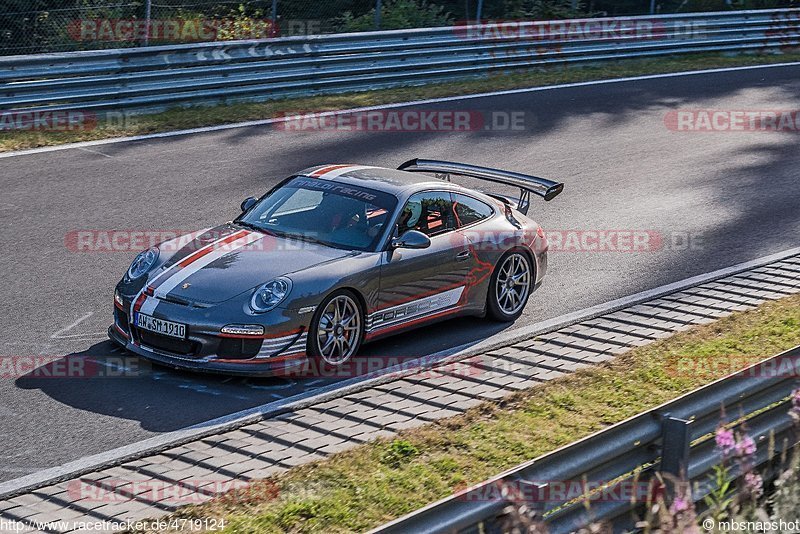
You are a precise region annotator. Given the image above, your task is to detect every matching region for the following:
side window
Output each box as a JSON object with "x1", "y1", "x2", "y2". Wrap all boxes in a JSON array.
[
  {"x1": 452, "y1": 193, "x2": 494, "y2": 227},
  {"x1": 397, "y1": 191, "x2": 456, "y2": 237}
]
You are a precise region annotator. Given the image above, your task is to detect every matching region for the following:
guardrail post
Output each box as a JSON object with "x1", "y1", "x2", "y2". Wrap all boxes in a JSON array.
[
  {"x1": 375, "y1": 0, "x2": 382, "y2": 30},
  {"x1": 660, "y1": 416, "x2": 691, "y2": 477},
  {"x1": 476, "y1": 0, "x2": 484, "y2": 23},
  {"x1": 143, "y1": 0, "x2": 152, "y2": 46}
]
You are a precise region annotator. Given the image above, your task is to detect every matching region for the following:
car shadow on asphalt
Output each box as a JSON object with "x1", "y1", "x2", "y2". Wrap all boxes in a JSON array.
[{"x1": 12, "y1": 316, "x2": 511, "y2": 432}]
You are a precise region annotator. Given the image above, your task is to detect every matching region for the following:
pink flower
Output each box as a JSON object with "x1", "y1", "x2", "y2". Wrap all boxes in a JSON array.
[
  {"x1": 715, "y1": 427, "x2": 736, "y2": 455},
  {"x1": 744, "y1": 471, "x2": 764, "y2": 499},
  {"x1": 671, "y1": 495, "x2": 689, "y2": 513},
  {"x1": 736, "y1": 435, "x2": 757, "y2": 458}
]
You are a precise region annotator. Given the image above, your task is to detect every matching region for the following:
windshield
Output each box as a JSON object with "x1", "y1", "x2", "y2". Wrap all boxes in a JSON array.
[{"x1": 239, "y1": 177, "x2": 398, "y2": 252}]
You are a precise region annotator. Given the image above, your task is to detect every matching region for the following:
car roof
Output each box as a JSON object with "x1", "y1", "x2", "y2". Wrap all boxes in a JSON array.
[{"x1": 296, "y1": 164, "x2": 457, "y2": 196}]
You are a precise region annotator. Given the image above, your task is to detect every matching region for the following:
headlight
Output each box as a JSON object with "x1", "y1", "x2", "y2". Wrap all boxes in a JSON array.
[
  {"x1": 127, "y1": 247, "x2": 160, "y2": 280},
  {"x1": 250, "y1": 277, "x2": 292, "y2": 313}
]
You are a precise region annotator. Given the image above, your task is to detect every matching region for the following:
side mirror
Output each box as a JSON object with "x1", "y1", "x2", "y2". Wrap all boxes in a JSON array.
[
  {"x1": 391, "y1": 230, "x2": 431, "y2": 250},
  {"x1": 240, "y1": 197, "x2": 258, "y2": 213}
]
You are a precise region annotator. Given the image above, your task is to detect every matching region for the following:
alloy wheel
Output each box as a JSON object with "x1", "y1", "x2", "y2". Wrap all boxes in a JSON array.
[
  {"x1": 316, "y1": 294, "x2": 362, "y2": 365},
  {"x1": 495, "y1": 253, "x2": 531, "y2": 315}
]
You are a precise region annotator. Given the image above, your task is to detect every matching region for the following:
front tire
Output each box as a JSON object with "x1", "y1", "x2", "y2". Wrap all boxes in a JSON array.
[
  {"x1": 486, "y1": 250, "x2": 533, "y2": 321},
  {"x1": 308, "y1": 289, "x2": 364, "y2": 366}
]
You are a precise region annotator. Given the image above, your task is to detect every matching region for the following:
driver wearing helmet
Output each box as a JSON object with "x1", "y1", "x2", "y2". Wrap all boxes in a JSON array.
[{"x1": 397, "y1": 199, "x2": 424, "y2": 234}]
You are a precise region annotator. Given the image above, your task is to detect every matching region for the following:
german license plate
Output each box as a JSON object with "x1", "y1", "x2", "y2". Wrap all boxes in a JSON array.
[{"x1": 136, "y1": 313, "x2": 186, "y2": 339}]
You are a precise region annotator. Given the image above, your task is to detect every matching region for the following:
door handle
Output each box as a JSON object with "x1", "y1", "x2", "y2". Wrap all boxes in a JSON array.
[{"x1": 455, "y1": 250, "x2": 471, "y2": 261}]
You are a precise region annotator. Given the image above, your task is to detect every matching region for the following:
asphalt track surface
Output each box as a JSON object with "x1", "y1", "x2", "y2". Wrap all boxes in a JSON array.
[{"x1": 0, "y1": 65, "x2": 798, "y2": 483}]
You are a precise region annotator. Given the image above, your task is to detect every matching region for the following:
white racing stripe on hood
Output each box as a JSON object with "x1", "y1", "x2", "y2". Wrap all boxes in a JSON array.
[
  {"x1": 153, "y1": 231, "x2": 266, "y2": 299},
  {"x1": 130, "y1": 229, "x2": 254, "y2": 325}
]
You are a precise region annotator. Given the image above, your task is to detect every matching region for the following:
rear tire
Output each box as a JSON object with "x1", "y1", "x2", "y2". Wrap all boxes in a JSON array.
[
  {"x1": 486, "y1": 250, "x2": 533, "y2": 322},
  {"x1": 308, "y1": 289, "x2": 365, "y2": 366}
]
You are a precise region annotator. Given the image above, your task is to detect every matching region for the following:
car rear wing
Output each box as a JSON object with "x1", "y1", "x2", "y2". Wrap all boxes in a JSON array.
[{"x1": 397, "y1": 159, "x2": 563, "y2": 215}]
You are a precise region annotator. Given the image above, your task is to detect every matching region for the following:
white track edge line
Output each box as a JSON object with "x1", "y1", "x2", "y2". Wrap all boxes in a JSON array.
[
  {"x1": 1, "y1": 61, "x2": 799, "y2": 160},
  {"x1": 0, "y1": 245, "x2": 798, "y2": 499}
]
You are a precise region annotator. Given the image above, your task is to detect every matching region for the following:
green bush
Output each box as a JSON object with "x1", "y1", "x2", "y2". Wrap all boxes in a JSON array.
[
  {"x1": 501, "y1": 0, "x2": 587, "y2": 19},
  {"x1": 338, "y1": 0, "x2": 453, "y2": 31}
]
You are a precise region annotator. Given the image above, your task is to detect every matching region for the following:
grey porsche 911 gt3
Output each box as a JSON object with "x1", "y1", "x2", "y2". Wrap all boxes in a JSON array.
[{"x1": 109, "y1": 159, "x2": 564, "y2": 376}]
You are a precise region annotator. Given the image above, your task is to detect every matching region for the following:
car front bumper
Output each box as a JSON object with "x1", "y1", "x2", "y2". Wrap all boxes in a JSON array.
[{"x1": 109, "y1": 291, "x2": 311, "y2": 377}]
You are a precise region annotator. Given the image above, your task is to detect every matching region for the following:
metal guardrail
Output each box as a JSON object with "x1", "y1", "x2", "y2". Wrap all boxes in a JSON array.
[
  {"x1": 1, "y1": 9, "x2": 799, "y2": 114},
  {"x1": 372, "y1": 345, "x2": 800, "y2": 534}
]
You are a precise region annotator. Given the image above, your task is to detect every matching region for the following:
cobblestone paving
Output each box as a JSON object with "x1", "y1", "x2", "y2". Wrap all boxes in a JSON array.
[{"x1": 2, "y1": 257, "x2": 799, "y2": 532}]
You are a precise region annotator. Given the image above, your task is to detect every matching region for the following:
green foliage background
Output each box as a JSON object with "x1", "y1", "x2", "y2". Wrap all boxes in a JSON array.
[{"x1": 1, "y1": 0, "x2": 796, "y2": 55}]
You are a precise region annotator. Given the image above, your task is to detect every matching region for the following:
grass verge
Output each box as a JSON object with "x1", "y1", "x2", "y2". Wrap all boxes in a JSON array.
[
  {"x1": 133, "y1": 293, "x2": 800, "y2": 533},
  {"x1": 4, "y1": 50, "x2": 800, "y2": 153}
]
